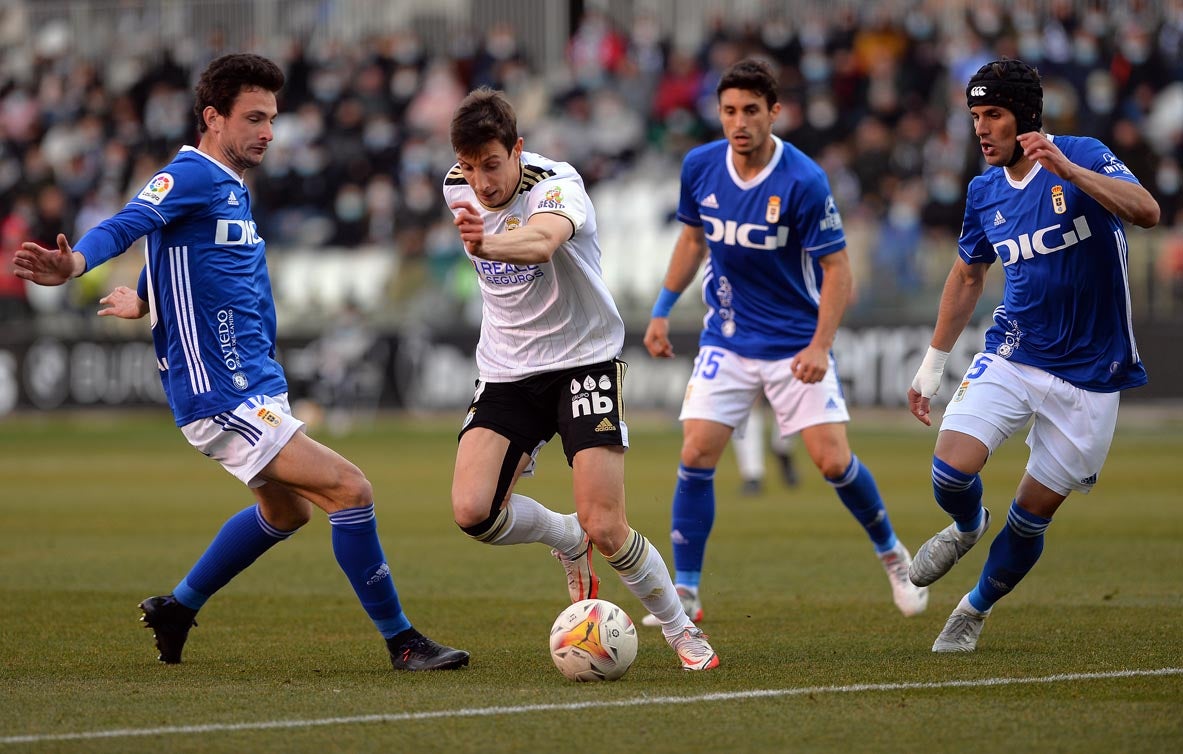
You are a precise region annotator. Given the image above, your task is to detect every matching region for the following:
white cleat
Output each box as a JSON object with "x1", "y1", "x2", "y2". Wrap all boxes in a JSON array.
[
  {"x1": 668, "y1": 626, "x2": 719, "y2": 670},
  {"x1": 642, "y1": 585, "x2": 703, "y2": 627},
  {"x1": 879, "y1": 542, "x2": 929, "y2": 616},
  {"x1": 909, "y1": 509, "x2": 991, "y2": 587},
  {"x1": 932, "y1": 595, "x2": 990, "y2": 653},
  {"x1": 551, "y1": 535, "x2": 600, "y2": 603}
]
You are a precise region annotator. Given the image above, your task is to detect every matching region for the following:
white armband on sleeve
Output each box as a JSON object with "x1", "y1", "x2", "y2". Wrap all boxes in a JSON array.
[{"x1": 911, "y1": 347, "x2": 950, "y2": 399}]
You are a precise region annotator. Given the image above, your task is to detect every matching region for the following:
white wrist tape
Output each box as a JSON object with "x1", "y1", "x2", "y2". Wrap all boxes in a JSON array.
[{"x1": 911, "y1": 347, "x2": 950, "y2": 399}]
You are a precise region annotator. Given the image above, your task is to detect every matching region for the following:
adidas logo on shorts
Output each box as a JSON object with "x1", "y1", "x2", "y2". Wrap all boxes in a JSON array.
[{"x1": 594, "y1": 418, "x2": 615, "y2": 432}]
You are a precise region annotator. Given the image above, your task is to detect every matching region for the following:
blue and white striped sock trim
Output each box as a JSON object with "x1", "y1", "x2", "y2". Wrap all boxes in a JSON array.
[
  {"x1": 932, "y1": 456, "x2": 977, "y2": 491},
  {"x1": 676, "y1": 464, "x2": 715, "y2": 481},
  {"x1": 826, "y1": 456, "x2": 860, "y2": 487},
  {"x1": 1007, "y1": 501, "x2": 1051, "y2": 538},
  {"x1": 254, "y1": 505, "x2": 296, "y2": 540},
  {"x1": 328, "y1": 503, "x2": 376, "y2": 527}
]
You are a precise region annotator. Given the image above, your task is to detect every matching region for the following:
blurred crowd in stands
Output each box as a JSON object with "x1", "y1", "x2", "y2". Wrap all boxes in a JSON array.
[{"x1": 3, "y1": 1, "x2": 1183, "y2": 325}]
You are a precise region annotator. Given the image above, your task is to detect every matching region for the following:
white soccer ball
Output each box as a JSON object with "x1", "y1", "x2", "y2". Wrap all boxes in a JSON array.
[{"x1": 549, "y1": 598, "x2": 638, "y2": 682}]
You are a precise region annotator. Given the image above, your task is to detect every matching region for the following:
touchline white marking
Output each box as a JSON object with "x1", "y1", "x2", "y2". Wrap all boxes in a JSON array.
[{"x1": 2, "y1": 667, "x2": 1179, "y2": 745}]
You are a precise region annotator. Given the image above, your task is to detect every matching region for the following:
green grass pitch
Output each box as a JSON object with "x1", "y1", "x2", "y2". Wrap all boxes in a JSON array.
[{"x1": 1, "y1": 409, "x2": 1180, "y2": 753}]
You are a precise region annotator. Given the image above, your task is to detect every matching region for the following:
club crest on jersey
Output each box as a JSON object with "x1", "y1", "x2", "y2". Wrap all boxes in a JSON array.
[
  {"x1": 506, "y1": 215, "x2": 522, "y2": 231},
  {"x1": 137, "y1": 173, "x2": 174, "y2": 205},
  {"x1": 1051, "y1": 185, "x2": 1066, "y2": 214},
  {"x1": 232, "y1": 372, "x2": 250, "y2": 390},
  {"x1": 537, "y1": 187, "x2": 564, "y2": 209},
  {"x1": 765, "y1": 195, "x2": 781, "y2": 223},
  {"x1": 255, "y1": 408, "x2": 282, "y2": 428}
]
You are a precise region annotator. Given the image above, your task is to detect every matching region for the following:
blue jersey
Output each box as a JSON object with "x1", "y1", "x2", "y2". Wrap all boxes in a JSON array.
[
  {"x1": 78, "y1": 146, "x2": 287, "y2": 424},
  {"x1": 678, "y1": 136, "x2": 846, "y2": 359},
  {"x1": 958, "y1": 135, "x2": 1147, "y2": 392}
]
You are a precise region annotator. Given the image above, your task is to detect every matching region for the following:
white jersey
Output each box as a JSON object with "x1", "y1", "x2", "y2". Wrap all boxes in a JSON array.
[{"x1": 442, "y1": 151, "x2": 624, "y2": 380}]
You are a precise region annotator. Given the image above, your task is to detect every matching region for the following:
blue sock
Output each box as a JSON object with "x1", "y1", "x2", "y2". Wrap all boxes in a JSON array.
[
  {"x1": 173, "y1": 504, "x2": 294, "y2": 610},
  {"x1": 932, "y1": 456, "x2": 985, "y2": 532},
  {"x1": 826, "y1": 455, "x2": 897, "y2": 553},
  {"x1": 968, "y1": 500, "x2": 1050, "y2": 612},
  {"x1": 328, "y1": 504, "x2": 411, "y2": 639},
  {"x1": 670, "y1": 464, "x2": 715, "y2": 588}
]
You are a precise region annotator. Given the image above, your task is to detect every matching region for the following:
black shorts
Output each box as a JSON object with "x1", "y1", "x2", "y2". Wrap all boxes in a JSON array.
[{"x1": 459, "y1": 359, "x2": 629, "y2": 466}]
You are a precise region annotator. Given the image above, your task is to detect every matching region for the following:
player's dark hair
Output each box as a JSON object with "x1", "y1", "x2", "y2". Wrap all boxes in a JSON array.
[
  {"x1": 450, "y1": 87, "x2": 519, "y2": 159},
  {"x1": 716, "y1": 59, "x2": 779, "y2": 108},
  {"x1": 193, "y1": 53, "x2": 285, "y2": 133}
]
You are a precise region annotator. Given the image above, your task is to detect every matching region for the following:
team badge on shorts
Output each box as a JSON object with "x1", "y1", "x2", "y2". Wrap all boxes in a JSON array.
[
  {"x1": 256, "y1": 408, "x2": 282, "y2": 428},
  {"x1": 952, "y1": 380, "x2": 970, "y2": 402}
]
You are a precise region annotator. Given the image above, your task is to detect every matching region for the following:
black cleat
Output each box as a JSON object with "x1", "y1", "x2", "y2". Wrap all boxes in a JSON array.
[
  {"x1": 775, "y1": 451, "x2": 800, "y2": 488},
  {"x1": 387, "y1": 631, "x2": 470, "y2": 671},
  {"x1": 139, "y1": 595, "x2": 198, "y2": 664},
  {"x1": 740, "y1": 478, "x2": 763, "y2": 496}
]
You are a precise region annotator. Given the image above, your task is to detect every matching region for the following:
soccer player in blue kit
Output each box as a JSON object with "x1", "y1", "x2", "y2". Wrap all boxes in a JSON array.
[
  {"x1": 13, "y1": 53, "x2": 469, "y2": 671},
  {"x1": 642, "y1": 59, "x2": 929, "y2": 626},
  {"x1": 907, "y1": 59, "x2": 1160, "y2": 652}
]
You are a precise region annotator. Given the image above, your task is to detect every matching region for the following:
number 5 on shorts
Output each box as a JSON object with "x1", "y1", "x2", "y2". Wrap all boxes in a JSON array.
[{"x1": 692, "y1": 349, "x2": 724, "y2": 380}]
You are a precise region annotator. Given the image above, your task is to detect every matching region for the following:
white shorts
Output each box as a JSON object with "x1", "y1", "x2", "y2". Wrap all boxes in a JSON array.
[
  {"x1": 940, "y1": 353, "x2": 1120, "y2": 495},
  {"x1": 678, "y1": 346, "x2": 850, "y2": 438},
  {"x1": 181, "y1": 393, "x2": 305, "y2": 488}
]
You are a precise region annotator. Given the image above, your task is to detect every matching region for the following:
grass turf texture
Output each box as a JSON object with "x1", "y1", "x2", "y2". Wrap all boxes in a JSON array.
[{"x1": 1, "y1": 410, "x2": 1180, "y2": 753}]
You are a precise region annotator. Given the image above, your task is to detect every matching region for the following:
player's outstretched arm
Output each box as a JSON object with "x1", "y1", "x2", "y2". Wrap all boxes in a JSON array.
[
  {"x1": 13, "y1": 233, "x2": 86, "y2": 286},
  {"x1": 908, "y1": 259, "x2": 988, "y2": 426},
  {"x1": 1017, "y1": 132, "x2": 1160, "y2": 228},
  {"x1": 98, "y1": 286, "x2": 149, "y2": 319},
  {"x1": 644, "y1": 224, "x2": 708, "y2": 359}
]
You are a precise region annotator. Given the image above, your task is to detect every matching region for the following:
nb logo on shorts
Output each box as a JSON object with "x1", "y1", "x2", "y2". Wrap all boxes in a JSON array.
[{"x1": 572, "y1": 391, "x2": 614, "y2": 419}]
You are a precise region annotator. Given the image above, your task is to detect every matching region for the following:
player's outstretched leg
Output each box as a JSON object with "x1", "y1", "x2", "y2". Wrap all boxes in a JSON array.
[
  {"x1": 140, "y1": 504, "x2": 297, "y2": 663},
  {"x1": 826, "y1": 455, "x2": 928, "y2": 615},
  {"x1": 331, "y1": 503, "x2": 468, "y2": 670},
  {"x1": 607, "y1": 528, "x2": 719, "y2": 670}
]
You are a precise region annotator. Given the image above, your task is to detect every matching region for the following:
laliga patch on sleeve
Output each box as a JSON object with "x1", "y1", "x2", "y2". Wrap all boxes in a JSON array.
[{"x1": 137, "y1": 173, "x2": 175, "y2": 205}]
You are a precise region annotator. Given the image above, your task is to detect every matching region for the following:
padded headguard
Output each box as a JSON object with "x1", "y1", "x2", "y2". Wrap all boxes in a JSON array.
[{"x1": 966, "y1": 58, "x2": 1043, "y2": 134}]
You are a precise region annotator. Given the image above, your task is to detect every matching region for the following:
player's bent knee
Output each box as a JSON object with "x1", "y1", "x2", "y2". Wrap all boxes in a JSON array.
[{"x1": 457, "y1": 505, "x2": 507, "y2": 542}]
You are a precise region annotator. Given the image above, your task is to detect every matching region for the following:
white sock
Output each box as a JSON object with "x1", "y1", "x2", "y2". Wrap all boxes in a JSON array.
[
  {"x1": 486, "y1": 494, "x2": 583, "y2": 552},
  {"x1": 734, "y1": 410, "x2": 765, "y2": 480},
  {"x1": 606, "y1": 529, "x2": 691, "y2": 638}
]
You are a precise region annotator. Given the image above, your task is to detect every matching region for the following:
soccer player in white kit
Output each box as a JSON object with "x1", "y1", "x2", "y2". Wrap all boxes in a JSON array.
[
  {"x1": 907, "y1": 59, "x2": 1160, "y2": 652},
  {"x1": 443, "y1": 88, "x2": 718, "y2": 670},
  {"x1": 643, "y1": 59, "x2": 928, "y2": 626}
]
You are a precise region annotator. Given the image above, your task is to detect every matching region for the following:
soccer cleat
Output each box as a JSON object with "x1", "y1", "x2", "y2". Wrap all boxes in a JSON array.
[
  {"x1": 387, "y1": 633, "x2": 471, "y2": 671},
  {"x1": 139, "y1": 595, "x2": 198, "y2": 664},
  {"x1": 932, "y1": 595, "x2": 990, "y2": 653},
  {"x1": 879, "y1": 542, "x2": 929, "y2": 616},
  {"x1": 641, "y1": 585, "x2": 704, "y2": 627},
  {"x1": 908, "y1": 508, "x2": 992, "y2": 587},
  {"x1": 668, "y1": 626, "x2": 720, "y2": 670},
  {"x1": 552, "y1": 535, "x2": 600, "y2": 603},
  {"x1": 740, "y1": 478, "x2": 763, "y2": 496}
]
